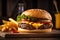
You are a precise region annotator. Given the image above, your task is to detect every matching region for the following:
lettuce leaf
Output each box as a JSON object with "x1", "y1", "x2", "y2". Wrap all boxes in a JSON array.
[{"x1": 16, "y1": 14, "x2": 38, "y2": 22}]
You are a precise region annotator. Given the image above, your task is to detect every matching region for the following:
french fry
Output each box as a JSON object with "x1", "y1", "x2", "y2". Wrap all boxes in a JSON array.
[
  {"x1": 1, "y1": 27, "x2": 6, "y2": 31},
  {"x1": 0, "y1": 25, "x2": 3, "y2": 31},
  {"x1": 9, "y1": 18, "x2": 18, "y2": 25},
  {"x1": 2, "y1": 20, "x2": 9, "y2": 24},
  {"x1": 0, "y1": 18, "x2": 18, "y2": 32}
]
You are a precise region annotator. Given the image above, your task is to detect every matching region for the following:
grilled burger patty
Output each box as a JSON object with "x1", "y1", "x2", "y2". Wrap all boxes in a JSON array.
[
  {"x1": 18, "y1": 23, "x2": 52, "y2": 30},
  {"x1": 18, "y1": 23, "x2": 35, "y2": 30}
]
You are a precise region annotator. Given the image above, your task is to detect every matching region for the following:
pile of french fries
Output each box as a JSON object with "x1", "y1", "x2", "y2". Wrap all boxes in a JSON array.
[{"x1": 0, "y1": 18, "x2": 18, "y2": 32}]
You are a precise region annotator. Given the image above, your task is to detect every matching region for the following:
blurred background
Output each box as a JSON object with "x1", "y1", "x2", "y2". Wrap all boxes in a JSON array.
[{"x1": 0, "y1": 0, "x2": 60, "y2": 28}]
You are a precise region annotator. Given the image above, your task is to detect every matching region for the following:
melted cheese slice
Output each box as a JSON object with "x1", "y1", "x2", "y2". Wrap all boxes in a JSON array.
[
  {"x1": 28, "y1": 22, "x2": 43, "y2": 29},
  {"x1": 32, "y1": 23, "x2": 43, "y2": 29}
]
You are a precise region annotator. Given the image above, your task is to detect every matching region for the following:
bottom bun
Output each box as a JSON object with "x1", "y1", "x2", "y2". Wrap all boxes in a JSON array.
[{"x1": 18, "y1": 28, "x2": 52, "y2": 33}]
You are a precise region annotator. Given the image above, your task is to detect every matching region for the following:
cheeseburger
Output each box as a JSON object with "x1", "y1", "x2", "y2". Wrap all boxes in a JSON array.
[{"x1": 17, "y1": 9, "x2": 53, "y2": 33}]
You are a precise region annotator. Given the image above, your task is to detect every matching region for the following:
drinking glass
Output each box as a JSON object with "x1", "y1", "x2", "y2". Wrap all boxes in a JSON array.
[{"x1": 55, "y1": 13, "x2": 60, "y2": 29}]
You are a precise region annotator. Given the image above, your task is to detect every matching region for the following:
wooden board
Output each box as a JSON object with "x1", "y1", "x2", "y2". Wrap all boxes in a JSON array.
[{"x1": 0, "y1": 30, "x2": 60, "y2": 38}]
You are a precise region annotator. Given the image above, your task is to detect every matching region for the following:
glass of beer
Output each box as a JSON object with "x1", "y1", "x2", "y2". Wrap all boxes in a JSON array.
[{"x1": 55, "y1": 13, "x2": 60, "y2": 29}]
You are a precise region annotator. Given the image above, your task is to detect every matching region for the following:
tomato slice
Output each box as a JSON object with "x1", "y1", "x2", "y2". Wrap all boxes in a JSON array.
[{"x1": 40, "y1": 22, "x2": 51, "y2": 24}]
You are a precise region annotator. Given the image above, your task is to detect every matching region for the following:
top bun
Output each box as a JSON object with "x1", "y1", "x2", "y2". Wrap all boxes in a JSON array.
[{"x1": 21, "y1": 9, "x2": 52, "y2": 20}]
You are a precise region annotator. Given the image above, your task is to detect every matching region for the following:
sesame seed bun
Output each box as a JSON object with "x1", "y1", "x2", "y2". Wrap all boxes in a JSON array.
[
  {"x1": 18, "y1": 28, "x2": 52, "y2": 33},
  {"x1": 22, "y1": 9, "x2": 52, "y2": 20}
]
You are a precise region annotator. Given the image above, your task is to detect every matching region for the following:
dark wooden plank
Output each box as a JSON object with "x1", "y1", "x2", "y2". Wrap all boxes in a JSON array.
[{"x1": 0, "y1": 30, "x2": 60, "y2": 38}]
